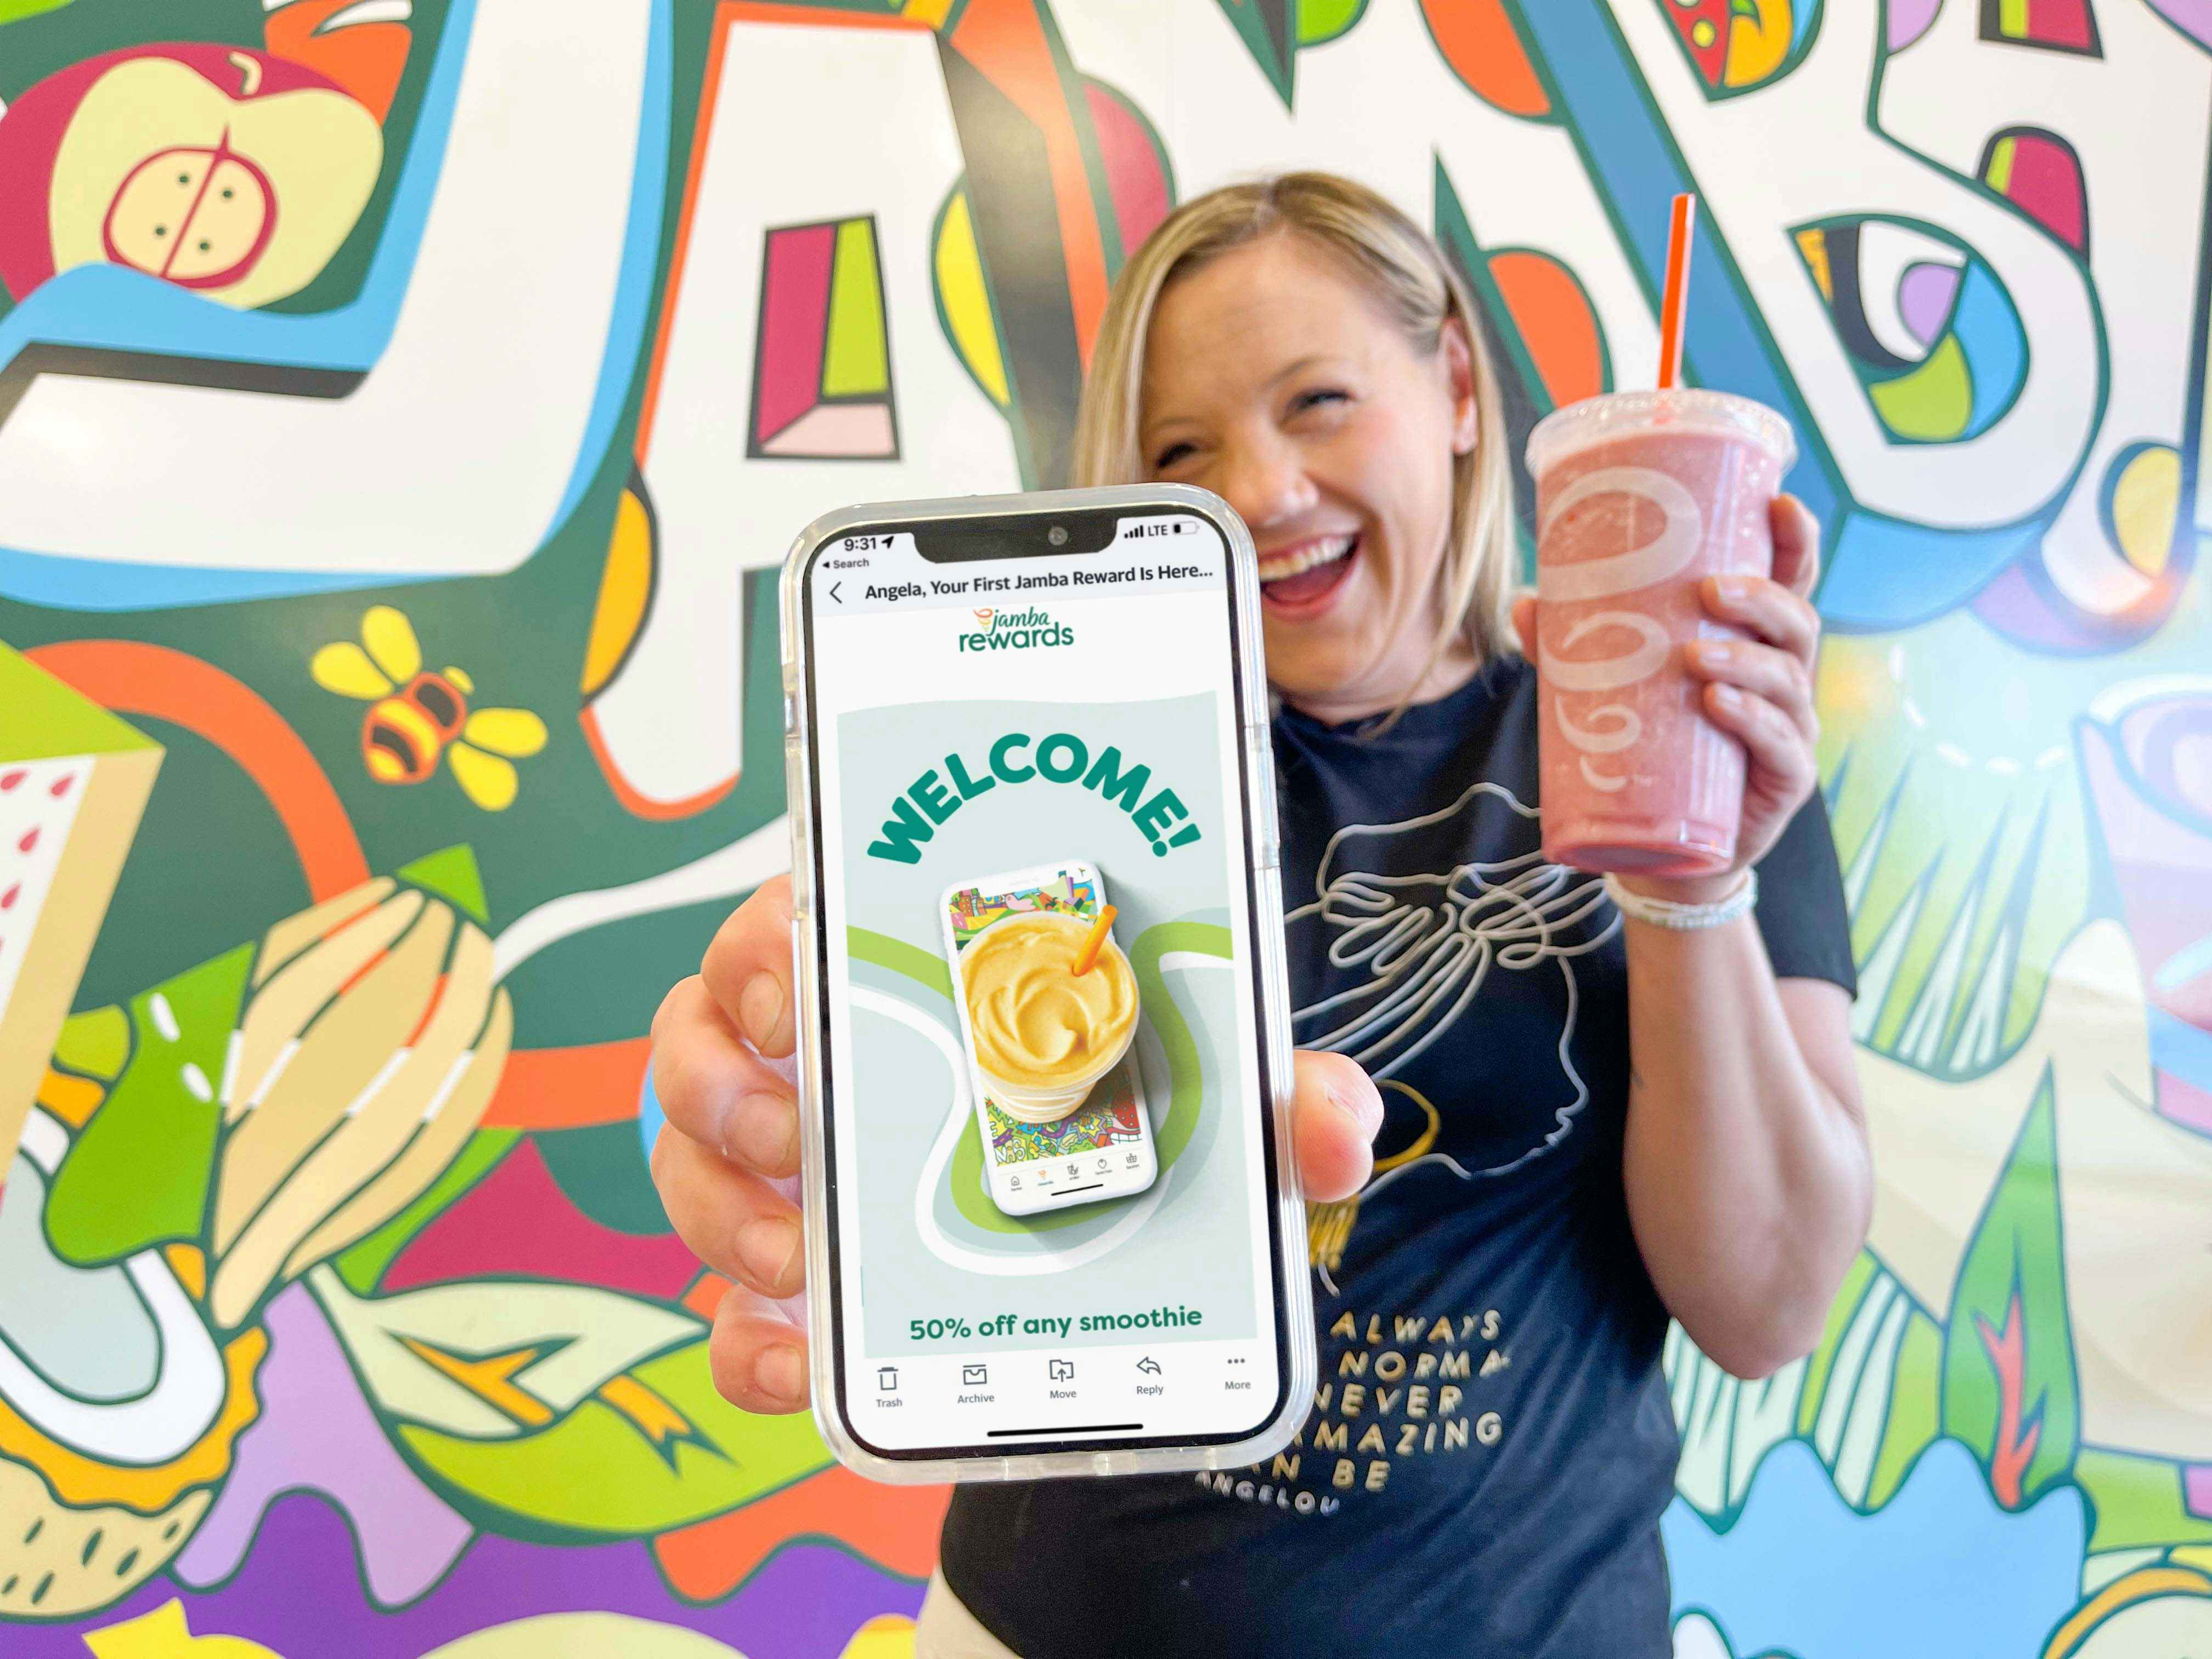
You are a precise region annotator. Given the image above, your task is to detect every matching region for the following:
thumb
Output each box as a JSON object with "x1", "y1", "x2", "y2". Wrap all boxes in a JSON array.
[{"x1": 1291, "y1": 1050, "x2": 1381, "y2": 1204}]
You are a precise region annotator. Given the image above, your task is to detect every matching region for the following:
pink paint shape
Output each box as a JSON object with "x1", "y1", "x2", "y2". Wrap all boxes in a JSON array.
[
  {"x1": 177, "y1": 1284, "x2": 473, "y2": 1607},
  {"x1": 2025, "y1": 0, "x2": 2096, "y2": 48},
  {"x1": 1889, "y1": 0, "x2": 1944, "y2": 50},
  {"x1": 2002, "y1": 133, "x2": 2089, "y2": 251},
  {"x1": 2159, "y1": 1074, "x2": 2212, "y2": 1135},
  {"x1": 2149, "y1": 0, "x2": 2212, "y2": 47},
  {"x1": 1897, "y1": 262, "x2": 1961, "y2": 348},
  {"x1": 2189, "y1": 1462, "x2": 2212, "y2": 1520},
  {"x1": 1087, "y1": 84, "x2": 1170, "y2": 263},
  {"x1": 759, "y1": 401, "x2": 896, "y2": 458},
  {"x1": 379, "y1": 1136, "x2": 703, "y2": 1299},
  {"x1": 751, "y1": 223, "x2": 837, "y2": 448}
]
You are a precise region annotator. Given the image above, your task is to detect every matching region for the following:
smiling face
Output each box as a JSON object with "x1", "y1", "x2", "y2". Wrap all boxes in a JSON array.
[{"x1": 1138, "y1": 233, "x2": 1481, "y2": 721}]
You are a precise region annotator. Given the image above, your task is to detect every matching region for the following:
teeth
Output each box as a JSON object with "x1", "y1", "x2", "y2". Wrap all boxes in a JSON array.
[{"x1": 1258, "y1": 534, "x2": 1355, "y2": 583}]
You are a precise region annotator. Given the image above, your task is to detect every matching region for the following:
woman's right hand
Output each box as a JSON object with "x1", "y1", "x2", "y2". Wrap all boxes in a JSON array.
[{"x1": 648, "y1": 874, "x2": 1385, "y2": 1415}]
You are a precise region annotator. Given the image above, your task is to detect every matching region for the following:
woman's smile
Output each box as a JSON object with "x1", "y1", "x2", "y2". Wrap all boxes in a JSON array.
[{"x1": 1256, "y1": 531, "x2": 1360, "y2": 617}]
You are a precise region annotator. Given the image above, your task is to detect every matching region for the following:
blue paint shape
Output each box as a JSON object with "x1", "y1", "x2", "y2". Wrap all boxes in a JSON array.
[
  {"x1": 2149, "y1": 1005, "x2": 2212, "y2": 1094},
  {"x1": 1821, "y1": 509, "x2": 2042, "y2": 631},
  {"x1": 1790, "y1": 0, "x2": 1824, "y2": 54},
  {"x1": 543, "y1": 0, "x2": 673, "y2": 546},
  {"x1": 1951, "y1": 263, "x2": 2028, "y2": 438},
  {"x1": 1663, "y1": 1438, "x2": 2084, "y2": 1659},
  {"x1": 635, "y1": 1057, "x2": 666, "y2": 1167}
]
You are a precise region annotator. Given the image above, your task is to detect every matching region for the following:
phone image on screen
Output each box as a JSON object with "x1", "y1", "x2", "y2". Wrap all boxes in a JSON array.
[
  {"x1": 780, "y1": 484, "x2": 1313, "y2": 1484},
  {"x1": 940, "y1": 860, "x2": 1158, "y2": 1217}
]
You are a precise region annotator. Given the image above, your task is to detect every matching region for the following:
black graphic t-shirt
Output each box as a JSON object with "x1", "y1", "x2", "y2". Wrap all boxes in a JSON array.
[{"x1": 941, "y1": 653, "x2": 1855, "y2": 1656}]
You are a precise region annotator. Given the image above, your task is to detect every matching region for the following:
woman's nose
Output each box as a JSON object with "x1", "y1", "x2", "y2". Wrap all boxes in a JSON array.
[{"x1": 1212, "y1": 437, "x2": 1317, "y2": 532}]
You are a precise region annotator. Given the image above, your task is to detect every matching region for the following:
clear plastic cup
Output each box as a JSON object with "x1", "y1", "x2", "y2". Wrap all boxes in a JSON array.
[{"x1": 1523, "y1": 388, "x2": 1796, "y2": 877}]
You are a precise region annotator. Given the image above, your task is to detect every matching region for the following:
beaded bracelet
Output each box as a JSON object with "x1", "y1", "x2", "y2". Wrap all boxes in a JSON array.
[{"x1": 1602, "y1": 868, "x2": 1757, "y2": 930}]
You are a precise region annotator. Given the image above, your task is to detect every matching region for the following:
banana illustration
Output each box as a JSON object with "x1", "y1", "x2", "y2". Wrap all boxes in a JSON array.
[{"x1": 1, "y1": 870, "x2": 509, "y2": 1620}]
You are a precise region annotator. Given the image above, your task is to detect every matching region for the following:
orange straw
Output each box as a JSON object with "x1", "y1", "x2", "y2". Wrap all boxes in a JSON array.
[
  {"x1": 1071, "y1": 905, "x2": 1117, "y2": 977},
  {"x1": 1656, "y1": 192, "x2": 1697, "y2": 390}
]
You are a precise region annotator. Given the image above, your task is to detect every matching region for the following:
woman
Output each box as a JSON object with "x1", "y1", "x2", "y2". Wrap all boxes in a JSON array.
[{"x1": 650, "y1": 173, "x2": 1870, "y2": 1655}]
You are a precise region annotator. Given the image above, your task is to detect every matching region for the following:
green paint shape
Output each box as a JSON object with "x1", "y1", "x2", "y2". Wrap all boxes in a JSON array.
[
  {"x1": 0, "y1": 0, "x2": 74, "y2": 20},
  {"x1": 0, "y1": 644, "x2": 160, "y2": 765},
  {"x1": 821, "y1": 220, "x2": 889, "y2": 398},
  {"x1": 538, "y1": 1121, "x2": 673, "y2": 1235},
  {"x1": 45, "y1": 944, "x2": 254, "y2": 1267},
  {"x1": 334, "y1": 1129, "x2": 519, "y2": 1294},
  {"x1": 397, "y1": 844, "x2": 489, "y2": 924},
  {"x1": 1797, "y1": 1250, "x2": 1878, "y2": 1436},
  {"x1": 1213, "y1": 0, "x2": 1296, "y2": 105},
  {"x1": 399, "y1": 1338, "x2": 830, "y2": 1538},
  {"x1": 52, "y1": 1005, "x2": 131, "y2": 1082},
  {"x1": 2076, "y1": 1447, "x2": 2212, "y2": 1552},
  {"x1": 1867, "y1": 334, "x2": 1973, "y2": 442},
  {"x1": 1866, "y1": 1309, "x2": 1943, "y2": 1509},
  {"x1": 1940, "y1": 1065, "x2": 2078, "y2": 1505},
  {"x1": 1296, "y1": 0, "x2": 1366, "y2": 46}
]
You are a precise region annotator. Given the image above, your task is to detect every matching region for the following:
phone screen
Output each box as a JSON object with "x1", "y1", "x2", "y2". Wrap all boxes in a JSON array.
[{"x1": 799, "y1": 503, "x2": 1289, "y2": 1459}]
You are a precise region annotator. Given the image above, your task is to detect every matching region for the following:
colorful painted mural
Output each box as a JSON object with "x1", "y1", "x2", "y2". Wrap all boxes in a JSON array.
[{"x1": 1, "y1": 0, "x2": 2206, "y2": 1652}]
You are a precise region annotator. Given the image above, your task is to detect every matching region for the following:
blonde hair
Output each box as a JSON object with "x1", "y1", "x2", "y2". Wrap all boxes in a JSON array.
[{"x1": 1072, "y1": 171, "x2": 1519, "y2": 679}]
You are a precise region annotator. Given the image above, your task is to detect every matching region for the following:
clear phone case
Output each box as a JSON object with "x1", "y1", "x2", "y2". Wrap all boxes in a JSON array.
[{"x1": 777, "y1": 483, "x2": 1314, "y2": 1485}]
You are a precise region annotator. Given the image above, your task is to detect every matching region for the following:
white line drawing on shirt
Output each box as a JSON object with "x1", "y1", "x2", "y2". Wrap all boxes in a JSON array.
[{"x1": 1287, "y1": 779, "x2": 1619, "y2": 1278}]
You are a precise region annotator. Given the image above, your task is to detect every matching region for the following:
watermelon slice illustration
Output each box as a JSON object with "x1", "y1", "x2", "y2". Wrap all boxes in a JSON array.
[{"x1": 0, "y1": 645, "x2": 162, "y2": 1164}]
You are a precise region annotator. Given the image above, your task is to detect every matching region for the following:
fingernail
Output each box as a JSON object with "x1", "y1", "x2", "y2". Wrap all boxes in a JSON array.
[
  {"x1": 1693, "y1": 640, "x2": 1730, "y2": 667},
  {"x1": 737, "y1": 1217, "x2": 800, "y2": 1290},
  {"x1": 755, "y1": 1342, "x2": 805, "y2": 1404},
  {"x1": 1334, "y1": 1079, "x2": 1386, "y2": 1139},
  {"x1": 1712, "y1": 683, "x2": 1743, "y2": 708},
  {"x1": 738, "y1": 972, "x2": 785, "y2": 1052},
  {"x1": 730, "y1": 1091, "x2": 799, "y2": 1171},
  {"x1": 1714, "y1": 575, "x2": 1751, "y2": 602}
]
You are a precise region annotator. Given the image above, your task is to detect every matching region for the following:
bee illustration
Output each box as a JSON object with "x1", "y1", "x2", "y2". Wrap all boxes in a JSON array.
[{"x1": 311, "y1": 606, "x2": 547, "y2": 811}]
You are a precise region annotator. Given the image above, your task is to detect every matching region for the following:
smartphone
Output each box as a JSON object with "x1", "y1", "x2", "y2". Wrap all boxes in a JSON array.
[
  {"x1": 940, "y1": 859, "x2": 1158, "y2": 1217},
  {"x1": 781, "y1": 484, "x2": 1312, "y2": 1483}
]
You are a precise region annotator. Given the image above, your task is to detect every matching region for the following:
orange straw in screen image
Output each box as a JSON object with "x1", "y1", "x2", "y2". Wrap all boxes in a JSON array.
[
  {"x1": 1071, "y1": 904, "x2": 1117, "y2": 977},
  {"x1": 1657, "y1": 191, "x2": 1696, "y2": 391}
]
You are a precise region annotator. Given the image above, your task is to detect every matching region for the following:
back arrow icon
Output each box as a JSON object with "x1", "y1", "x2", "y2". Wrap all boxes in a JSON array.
[{"x1": 830, "y1": 581, "x2": 843, "y2": 602}]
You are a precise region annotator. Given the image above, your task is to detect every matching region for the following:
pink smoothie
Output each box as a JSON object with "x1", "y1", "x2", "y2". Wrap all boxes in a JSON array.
[{"x1": 1525, "y1": 390, "x2": 1795, "y2": 876}]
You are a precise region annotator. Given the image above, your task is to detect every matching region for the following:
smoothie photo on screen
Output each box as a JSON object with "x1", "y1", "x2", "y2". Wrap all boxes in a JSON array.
[{"x1": 940, "y1": 861, "x2": 1158, "y2": 1217}]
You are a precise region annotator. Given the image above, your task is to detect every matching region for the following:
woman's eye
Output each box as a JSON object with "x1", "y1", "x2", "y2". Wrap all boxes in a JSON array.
[
  {"x1": 1153, "y1": 442, "x2": 1195, "y2": 469},
  {"x1": 1290, "y1": 388, "x2": 1348, "y2": 415}
]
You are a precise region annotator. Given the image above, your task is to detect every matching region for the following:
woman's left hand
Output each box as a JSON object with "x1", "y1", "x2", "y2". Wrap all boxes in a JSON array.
[{"x1": 1513, "y1": 493, "x2": 1825, "y2": 898}]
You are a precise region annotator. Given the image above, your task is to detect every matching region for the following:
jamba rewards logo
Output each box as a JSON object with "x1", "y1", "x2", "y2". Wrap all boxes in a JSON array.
[{"x1": 960, "y1": 605, "x2": 1075, "y2": 652}]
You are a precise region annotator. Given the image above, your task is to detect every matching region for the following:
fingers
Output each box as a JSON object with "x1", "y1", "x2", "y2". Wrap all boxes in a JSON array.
[
  {"x1": 708, "y1": 1291, "x2": 811, "y2": 1414},
  {"x1": 1683, "y1": 637, "x2": 1816, "y2": 742},
  {"x1": 1702, "y1": 571, "x2": 1820, "y2": 664},
  {"x1": 1510, "y1": 591, "x2": 1537, "y2": 656},
  {"x1": 700, "y1": 876, "x2": 797, "y2": 1059},
  {"x1": 651, "y1": 1124, "x2": 806, "y2": 1300},
  {"x1": 1768, "y1": 495, "x2": 1822, "y2": 599},
  {"x1": 1702, "y1": 681, "x2": 1818, "y2": 803},
  {"x1": 652, "y1": 976, "x2": 802, "y2": 1178},
  {"x1": 1290, "y1": 1049, "x2": 1382, "y2": 1204}
]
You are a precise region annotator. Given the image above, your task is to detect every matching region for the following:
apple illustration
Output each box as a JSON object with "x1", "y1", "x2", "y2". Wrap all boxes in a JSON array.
[{"x1": 0, "y1": 43, "x2": 381, "y2": 308}]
